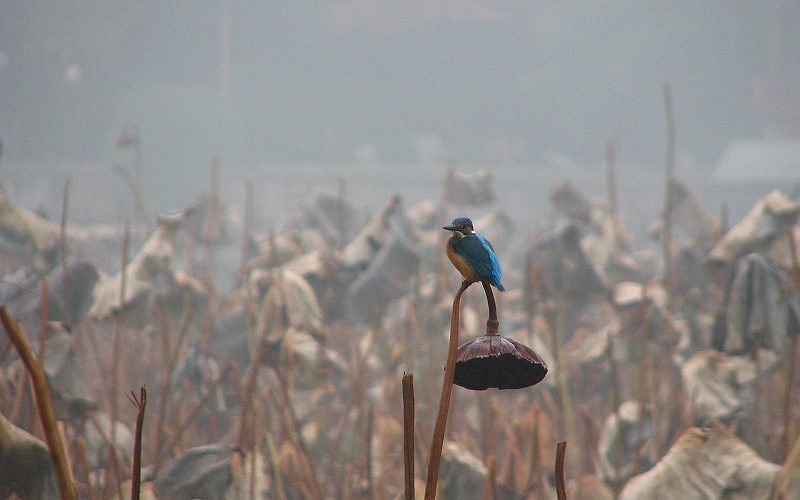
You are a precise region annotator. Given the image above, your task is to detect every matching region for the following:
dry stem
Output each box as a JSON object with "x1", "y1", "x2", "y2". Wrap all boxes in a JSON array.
[
  {"x1": 402, "y1": 372, "x2": 416, "y2": 500},
  {"x1": 0, "y1": 306, "x2": 77, "y2": 499},
  {"x1": 555, "y1": 441, "x2": 567, "y2": 500},
  {"x1": 126, "y1": 386, "x2": 147, "y2": 500},
  {"x1": 424, "y1": 279, "x2": 471, "y2": 499}
]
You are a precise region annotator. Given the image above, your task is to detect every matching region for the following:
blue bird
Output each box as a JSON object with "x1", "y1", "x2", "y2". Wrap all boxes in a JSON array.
[{"x1": 443, "y1": 217, "x2": 505, "y2": 291}]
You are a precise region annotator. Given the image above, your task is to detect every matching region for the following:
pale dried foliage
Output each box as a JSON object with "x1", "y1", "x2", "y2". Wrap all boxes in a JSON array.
[{"x1": 0, "y1": 172, "x2": 798, "y2": 499}]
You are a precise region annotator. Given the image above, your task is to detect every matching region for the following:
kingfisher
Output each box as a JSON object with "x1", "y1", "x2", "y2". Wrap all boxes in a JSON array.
[{"x1": 443, "y1": 217, "x2": 505, "y2": 291}]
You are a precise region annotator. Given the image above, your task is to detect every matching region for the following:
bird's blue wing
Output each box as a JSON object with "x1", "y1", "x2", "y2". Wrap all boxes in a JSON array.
[
  {"x1": 463, "y1": 234, "x2": 503, "y2": 288},
  {"x1": 478, "y1": 234, "x2": 503, "y2": 288}
]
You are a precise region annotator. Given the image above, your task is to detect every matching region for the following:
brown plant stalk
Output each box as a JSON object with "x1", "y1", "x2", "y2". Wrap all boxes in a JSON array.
[
  {"x1": 555, "y1": 441, "x2": 567, "y2": 500},
  {"x1": 483, "y1": 454, "x2": 498, "y2": 500},
  {"x1": 424, "y1": 279, "x2": 471, "y2": 499},
  {"x1": 784, "y1": 225, "x2": 800, "y2": 457},
  {"x1": 0, "y1": 306, "x2": 77, "y2": 499},
  {"x1": 528, "y1": 406, "x2": 544, "y2": 500},
  {"x1": 38, "y1": 278, "x2": 49, "y2": 372},
  {"x1": 156, "y1": 364, "x2": 232, "y2": 466},
  {"x1": 271, "y1": 361, "x2": 325, "y2": 499},
  {"x1": 152, "y1": 298, "x2": 194, "y2": 470},
  {"x1": 402, "y1": 372, "x2": 416, "y2": 500},
  {"x1": 126, "y1": 386, "x2": 147, "y2": 500},
  {"x1": 633, "y1": 287, "x2": 652, "y2": 476},
  {"x1": 74, "y1": 434, "x2": 96, "y2": 500}
]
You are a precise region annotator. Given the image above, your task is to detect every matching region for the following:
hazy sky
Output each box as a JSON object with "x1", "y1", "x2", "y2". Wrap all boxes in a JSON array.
[{"x1": 0, "y1": 1, "x2": 796, "y2": 177}]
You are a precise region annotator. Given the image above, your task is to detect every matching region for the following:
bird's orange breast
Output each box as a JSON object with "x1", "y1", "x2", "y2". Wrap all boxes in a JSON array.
[{"x1": 446, "y1": 237, "x2": 479, "y2": 282}]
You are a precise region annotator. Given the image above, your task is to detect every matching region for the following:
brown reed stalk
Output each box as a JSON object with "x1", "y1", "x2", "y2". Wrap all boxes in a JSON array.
[
  {"x1": 375, "y1": 400, "x2": 390, "y2": 500},
  {"x1": 82, "y1": 322, "x2": 112, "y2": 397},
  {"x1": 554, "y1": 291, "x2": 577, "y2": 468},
  {"x1": 424, "y1": 279, "x2": 471, "y2": 500},
  {"x1": 75, "y1": 323, "x2": 123, "y2": 486},
  {"x1": 667, "y1": 369, "x2": 691, "y2": 441},
  {"x1": 56, "y1": 422, "x2": 74, "y2": 482},
  {"x1": 239, "y1": 181, "x2": 254, "y2": 280},
  {"x1": 784, "y1": 225, "x2": 800, "y2": 457},
  {"x1": 555, "y1": 441, "x2": 567, "y2": 500},
  {"x1": 478, "y1": 391, "x2": 495, "y2": 467},
  {"x1": 648, "y1": 345, "x2": 665, "y2": 461},
  {"x1": 789, "y1": 226, "x2": 800, "y2": 291},
  {"x1": 528, "y1": 406, "x2": 544, "y2": 500},
  {"x1": 322, "y1": 328, "x2": 374, "y2": 488},
  {"x1": 415, "y1": 416, "x2": 430, "y2": 481},
  {"x1": 126, "y1": 386, "x2": 147, "y2": 500},
  {"x1": 323, "y1": 385, "x2": 362, "y2": 486},
  {"x1": 74, "y1": 434, "x2": 96, "y2": 500},
  {"x1": 271, "y1": 361, "x2": 325, "y2": 499},
  {"x1": 265, "y1": 430, "x2": 287, "y2": 500},
  {"x1": 365, "y1": 401, "x2": 374, "y2": 499},
  {"x1": 38, "y1": 278, "x2": 48, "y2": 367},
  {"x1": 290, "y1": 443, "x2": 320, "y2": 499},
  {"x1": 9, "y1": 359, "x2": 26, "y2": 423},
  {"x1": 608, "y1": 334, "x2": 624, "y2": 493},
  {"x1": 633, "y1": 287, "x2": 651, "y2": 477},
  {"x1": 402, "y1": 372, "x2": 416, "y2": 500},
  {"x1": 93, "y1": 419, "x2": 125, "y2": 499},
  {"x1": 176, "y1": 378, "x2": 193, "y2": 448},
  {"x1": 238, "y1": 338, "x2": 265, "y2": 450},
  {"x1": 249, "y1": 391, "x2": 265, "y2": 500},
  {"x1": 773, "y1": 432, "x2": 800, "y2": 498},
  {"x1": 33, "y1": 278, "x2": 50, "y2": 440},
  {"x1": 753, "y1": 331, "x2": 763, "y2": 454},
  {"x1": 157, "y1": 364, "x2": 232, "y2": 466},
  {"x1": 0, "y1": 306, "x2": 77, "y2": 499},
  {"x1": 83, "y1": 410, "x2": 127, "y2": 489},
  {"x1": 483, "y1": 454, "x2": 498, "y2": 500},
  {"x1": 151, "y1": 304, "x2": 172, "y2": 471},
  {"x1": 151, "y1": 298, "x2": 194, "y2": 470},
  {"x1": 492, "y1": 400, "x2": 521, "y2": 485},
  {"x1": 152, "y1": 298, "x2": 192, "y2": 444}
]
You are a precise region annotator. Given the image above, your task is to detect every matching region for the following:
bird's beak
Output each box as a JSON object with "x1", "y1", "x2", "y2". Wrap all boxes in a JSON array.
[{"x1": 442, "y1": 225, "x2": 457, "y2": 231}]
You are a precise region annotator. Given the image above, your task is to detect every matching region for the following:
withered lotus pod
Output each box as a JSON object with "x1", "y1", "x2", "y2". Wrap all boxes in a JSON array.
[{"x1": 454, "y1": 333, "x2": 548, "y2": 390}]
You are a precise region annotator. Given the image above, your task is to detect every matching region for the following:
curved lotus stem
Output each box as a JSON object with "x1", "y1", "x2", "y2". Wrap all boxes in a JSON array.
[{"x1": 424, "y1": 279, "x2": 471, "y2": 500}]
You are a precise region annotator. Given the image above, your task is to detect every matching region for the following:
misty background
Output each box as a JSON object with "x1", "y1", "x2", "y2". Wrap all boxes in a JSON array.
[{"x1": 0, "y1": 1, "x2": 798, "y2": 236}]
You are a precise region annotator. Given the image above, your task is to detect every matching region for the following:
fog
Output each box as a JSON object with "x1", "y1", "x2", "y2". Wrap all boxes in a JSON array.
[
  {"x1": 0, "y1": 1, "x2": 797, "y2": 230},
  {"x1": 3, "y1": 5, "x2": 800, "y2": 497}
]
